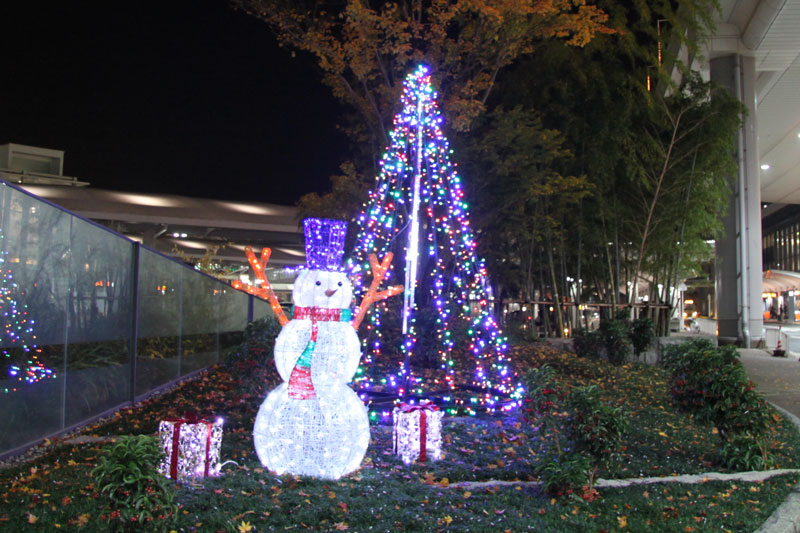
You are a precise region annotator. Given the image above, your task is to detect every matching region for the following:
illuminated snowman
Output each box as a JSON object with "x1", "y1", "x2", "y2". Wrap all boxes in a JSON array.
[{"x1": 253, "y1": 218, "x2": 399, "y2": 479}]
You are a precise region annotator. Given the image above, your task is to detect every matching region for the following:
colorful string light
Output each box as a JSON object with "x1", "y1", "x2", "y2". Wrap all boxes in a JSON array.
[{"x1": 349, "y1": 65, "x2": 524, "y2": 413}]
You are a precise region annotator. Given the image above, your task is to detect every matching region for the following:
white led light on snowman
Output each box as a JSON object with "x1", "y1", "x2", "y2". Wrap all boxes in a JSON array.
[{"x1": 253, "y1": 218, "x2": 401, "y2": 479}]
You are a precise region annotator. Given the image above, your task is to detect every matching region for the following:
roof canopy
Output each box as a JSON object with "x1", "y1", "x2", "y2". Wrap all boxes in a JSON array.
[{"x1": 763, "y1": 270, "x2": 800, "y2": 293}]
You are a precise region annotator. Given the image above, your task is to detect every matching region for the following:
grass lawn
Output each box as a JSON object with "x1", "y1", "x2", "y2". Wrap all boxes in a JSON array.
[{"x1": 1, "y1": 343, "x2": 798, "y2": 532}]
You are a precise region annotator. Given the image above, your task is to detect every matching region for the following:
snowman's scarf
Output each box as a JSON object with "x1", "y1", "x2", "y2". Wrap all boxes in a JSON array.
[{"x1": 288, "y1": 306, "x2": 353, "y2": 400}]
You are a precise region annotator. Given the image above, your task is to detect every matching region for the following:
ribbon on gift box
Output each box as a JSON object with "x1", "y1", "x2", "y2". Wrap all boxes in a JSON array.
[
  {"x1": 396, "y1": 400, "x2": 439, "y2": 462},
  {"x1": 164, "y1": 412, "x2": 214, "y2": 480}
]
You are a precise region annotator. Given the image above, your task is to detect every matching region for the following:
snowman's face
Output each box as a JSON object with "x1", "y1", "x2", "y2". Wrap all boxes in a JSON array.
[{"x1": 293, "y1": 269, "x2": 353, "y2": 309}]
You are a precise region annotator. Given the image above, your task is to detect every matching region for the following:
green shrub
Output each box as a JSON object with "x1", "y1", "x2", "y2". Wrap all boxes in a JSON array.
[
  {"x1": 572, "y1": 328, "x2": 603, "y2": 358},
  {"x1": 524, "y1": 365, "x2": 563, "y2": 417},
  {"x1": 630, "y1": 317, "x2": 654, "y2": 359},
  {"x1": 91, "y1": 435, "x2": 177, "y2": 531},
  {"x1": 662, "y1": 339, "x2": 772, "y2": 442},
  {"x1": 523, "y1": 365, "x2": 565, "y2": 452},
  {"x1": 526, "y1": 377, "x2": 627, "y2": 495},
  {"x1": 565, "y1": 385, "x2": 628, "y2": 483},
  {"x1": 599, "y1": 319, "x2": 630, "y2": 365},
  {"x1": 535, "y1": 451, "x2": 591, "y2": 497},
  {"x1": 706, "y1": 362, "x2": 772, "y2": 439},
  {"x1": 662, "y1": 339, "x2": 717, "y2": 411},
  {"x1": 720, "y1": 434, "x2": 775, "y2": 471},
  {"x1": 614, "y1": 308, "x2": 631, "y2": 322}
]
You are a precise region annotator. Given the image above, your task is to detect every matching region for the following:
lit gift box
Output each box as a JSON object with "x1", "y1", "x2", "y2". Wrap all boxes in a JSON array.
[
  {"x1": 158, "y1": 413, "x2": 223, "y2": 481},
  {"x1": 392, "y1": 401, "x2": 443, "y2": 464}
]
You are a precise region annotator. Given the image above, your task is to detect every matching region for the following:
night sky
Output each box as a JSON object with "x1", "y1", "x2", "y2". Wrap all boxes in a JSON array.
[{"x1": 1, "y1": 0, "x2": 348, "y2": 205}]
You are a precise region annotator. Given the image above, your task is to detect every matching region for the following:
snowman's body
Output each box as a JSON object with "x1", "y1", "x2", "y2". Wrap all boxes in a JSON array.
[{"x1": 253, "y1": 269, "x2": 369, "y2": 479}]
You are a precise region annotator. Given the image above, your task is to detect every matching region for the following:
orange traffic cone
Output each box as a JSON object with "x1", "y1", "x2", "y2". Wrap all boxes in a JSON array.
[{"x1": 774, "y1": 326, "x2": 786, "y2": 357}]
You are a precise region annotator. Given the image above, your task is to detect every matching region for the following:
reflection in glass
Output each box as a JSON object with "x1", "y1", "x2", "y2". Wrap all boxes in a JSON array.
[
  {"x1": 0, "y1": 186, "x2": 69, "y2": 451},
  {"x1": 253, "y1": 297, "x2": 271, "y2": 321},
  {"x1": 181, "y1": 274, "x2": 219, "y2": 375},
  {"x1": 65, "y1": 218, "x2": 133, "y2": 427},
  {"x1": 219, "y1": 286, "x2": 248, "y2": 358},
  {"x1": 136, "y1": 249, "x2": 182, "y2": 396}
]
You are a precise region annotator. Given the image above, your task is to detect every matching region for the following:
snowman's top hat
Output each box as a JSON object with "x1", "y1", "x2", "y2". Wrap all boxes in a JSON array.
[{"x1": 303, "y1": 218, "x2": 347, "y2": 271}]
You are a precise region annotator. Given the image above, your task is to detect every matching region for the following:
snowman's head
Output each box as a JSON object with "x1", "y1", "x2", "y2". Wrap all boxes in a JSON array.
[{"x1": 293, "y1": 269, "x2": 353, "y2": 309}]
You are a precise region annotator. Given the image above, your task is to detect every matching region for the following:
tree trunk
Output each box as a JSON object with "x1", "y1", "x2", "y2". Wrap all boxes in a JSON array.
[
  {"x1": 614, "y1": 221, "x2": 621, "y2": 312},
  {"x1": 538, "y1": 268, "x2": 552, "y2": 337},
  {"x1": 576, "y1": 201, "x2": 583, "y2": 327},
  {"x1": 630, "y1": 108, "x2": 685, "y2": 304},
  {"x1": 559, "y1": 229, "x2": 570, "y2": 332},
  {"x1": 546, "y1": 229, "x2": 565, "y2": 337},
  {"x1": 602, "y1": 216, "x2": 616, "y2": 310}
]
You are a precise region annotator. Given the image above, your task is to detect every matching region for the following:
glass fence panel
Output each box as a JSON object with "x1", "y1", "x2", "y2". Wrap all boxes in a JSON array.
[
  {"x1": 219, "y1": 285, "x2": 248, "y2": 359},
  {"x1": 64, "y1": 218, "x2": 133, "y2": 427},
  {"x1": 181, "y1": 273, "x2": 218, "y2": 375},
  {"x1": 0, "y1": 185, "x2": 70, "y2": 451},
  {"x1": 0, "y1": 181, "x2": 257, "y2": 457},
  {"x1": 136, "y1": 249, "x2": 183, "y2": 396},
  {"x1": 253, "y1": 297, "x2": 271, "y2": 321}
]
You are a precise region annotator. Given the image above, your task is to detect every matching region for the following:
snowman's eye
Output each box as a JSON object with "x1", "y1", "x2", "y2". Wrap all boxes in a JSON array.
[
  {"x1": 315, "y1": 281, "x2": 322, "y2": 286},
  {"x1": 337, "y1": 281, "x2": 343, "y2": 287}
]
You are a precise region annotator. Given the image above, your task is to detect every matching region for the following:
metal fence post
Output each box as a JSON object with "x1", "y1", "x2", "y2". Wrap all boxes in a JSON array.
[{"x1": 129, "y1": 243, "x2": 140, "y2": 402}]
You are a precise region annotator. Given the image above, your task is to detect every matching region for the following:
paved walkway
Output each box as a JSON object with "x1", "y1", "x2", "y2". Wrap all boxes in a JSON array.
[
  {"x1": 740, "y1": 348, "x2": 800, "y2": 419},
  {"x1": 737, "y1": 347, "x2": 800, "y2": 532}
]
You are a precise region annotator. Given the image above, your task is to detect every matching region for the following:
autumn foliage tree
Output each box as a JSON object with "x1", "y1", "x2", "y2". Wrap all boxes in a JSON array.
[{"x1": 235, "y1": 0, "x2": 614, "y2": 210}]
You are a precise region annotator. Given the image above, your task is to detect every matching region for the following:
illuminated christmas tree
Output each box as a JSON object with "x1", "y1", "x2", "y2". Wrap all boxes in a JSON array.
[
  {"x1": 0, "y1": 232, "x2": 54, "y2": 393},
  {"x1": 350, "y1": 65, "x2": 523, "y2": 414}
]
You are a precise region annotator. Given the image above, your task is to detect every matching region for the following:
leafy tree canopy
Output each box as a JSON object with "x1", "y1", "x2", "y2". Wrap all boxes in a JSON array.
[{"x1": 237, "y1": 0, "x2": 614, "y2": 139}]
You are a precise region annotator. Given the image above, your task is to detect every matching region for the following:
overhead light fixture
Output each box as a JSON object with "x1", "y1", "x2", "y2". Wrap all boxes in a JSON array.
[
  {"x1": 218, "y1": 202, "x2": 276, "y2": 216},
  {"x1": 113, "y1": 192, "x2": 178, "y2": 207},
  {"x1": 761, "y1": 163, "x2": 770, "y2": 170}
]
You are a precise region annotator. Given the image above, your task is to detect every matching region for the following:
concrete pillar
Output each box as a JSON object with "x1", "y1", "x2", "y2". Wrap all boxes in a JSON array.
[
  {"x1": 711, "y1": 54, "x2": 764, "y2": 347},
  {"x1": 786, "y1": 292, "x2": 796, "y2": 323}
]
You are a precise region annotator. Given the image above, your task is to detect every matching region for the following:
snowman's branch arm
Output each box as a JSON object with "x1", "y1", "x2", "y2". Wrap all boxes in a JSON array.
[
  {"x1": 237, "y1": 246, "x2": 289, "y2": 326},
  {"x1": 231, "y1": 280, "x2": 264, "y2": 298},
  {"x1": 352, "y1": 253, "x2": 402, "y2": 330}
]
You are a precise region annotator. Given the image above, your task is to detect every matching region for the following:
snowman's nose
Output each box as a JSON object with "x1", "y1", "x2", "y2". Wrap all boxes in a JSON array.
[{"x1": 325, "y1": 288, "x2": 338, "y2": 297}]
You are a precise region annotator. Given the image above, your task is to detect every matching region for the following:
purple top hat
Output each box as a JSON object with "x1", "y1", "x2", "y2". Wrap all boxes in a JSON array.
[{"x1": 303, "y1": 218, "x2": 347, "y2": 271}]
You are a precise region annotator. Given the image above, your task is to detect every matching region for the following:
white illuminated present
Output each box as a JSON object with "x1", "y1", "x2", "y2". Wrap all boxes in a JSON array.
[
  {"x1": 392, "y1": 402, "x2": 443, "y2": 464},
  {"x1": 158, "y1": 416, "x2": 223, "y2": 481}
]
